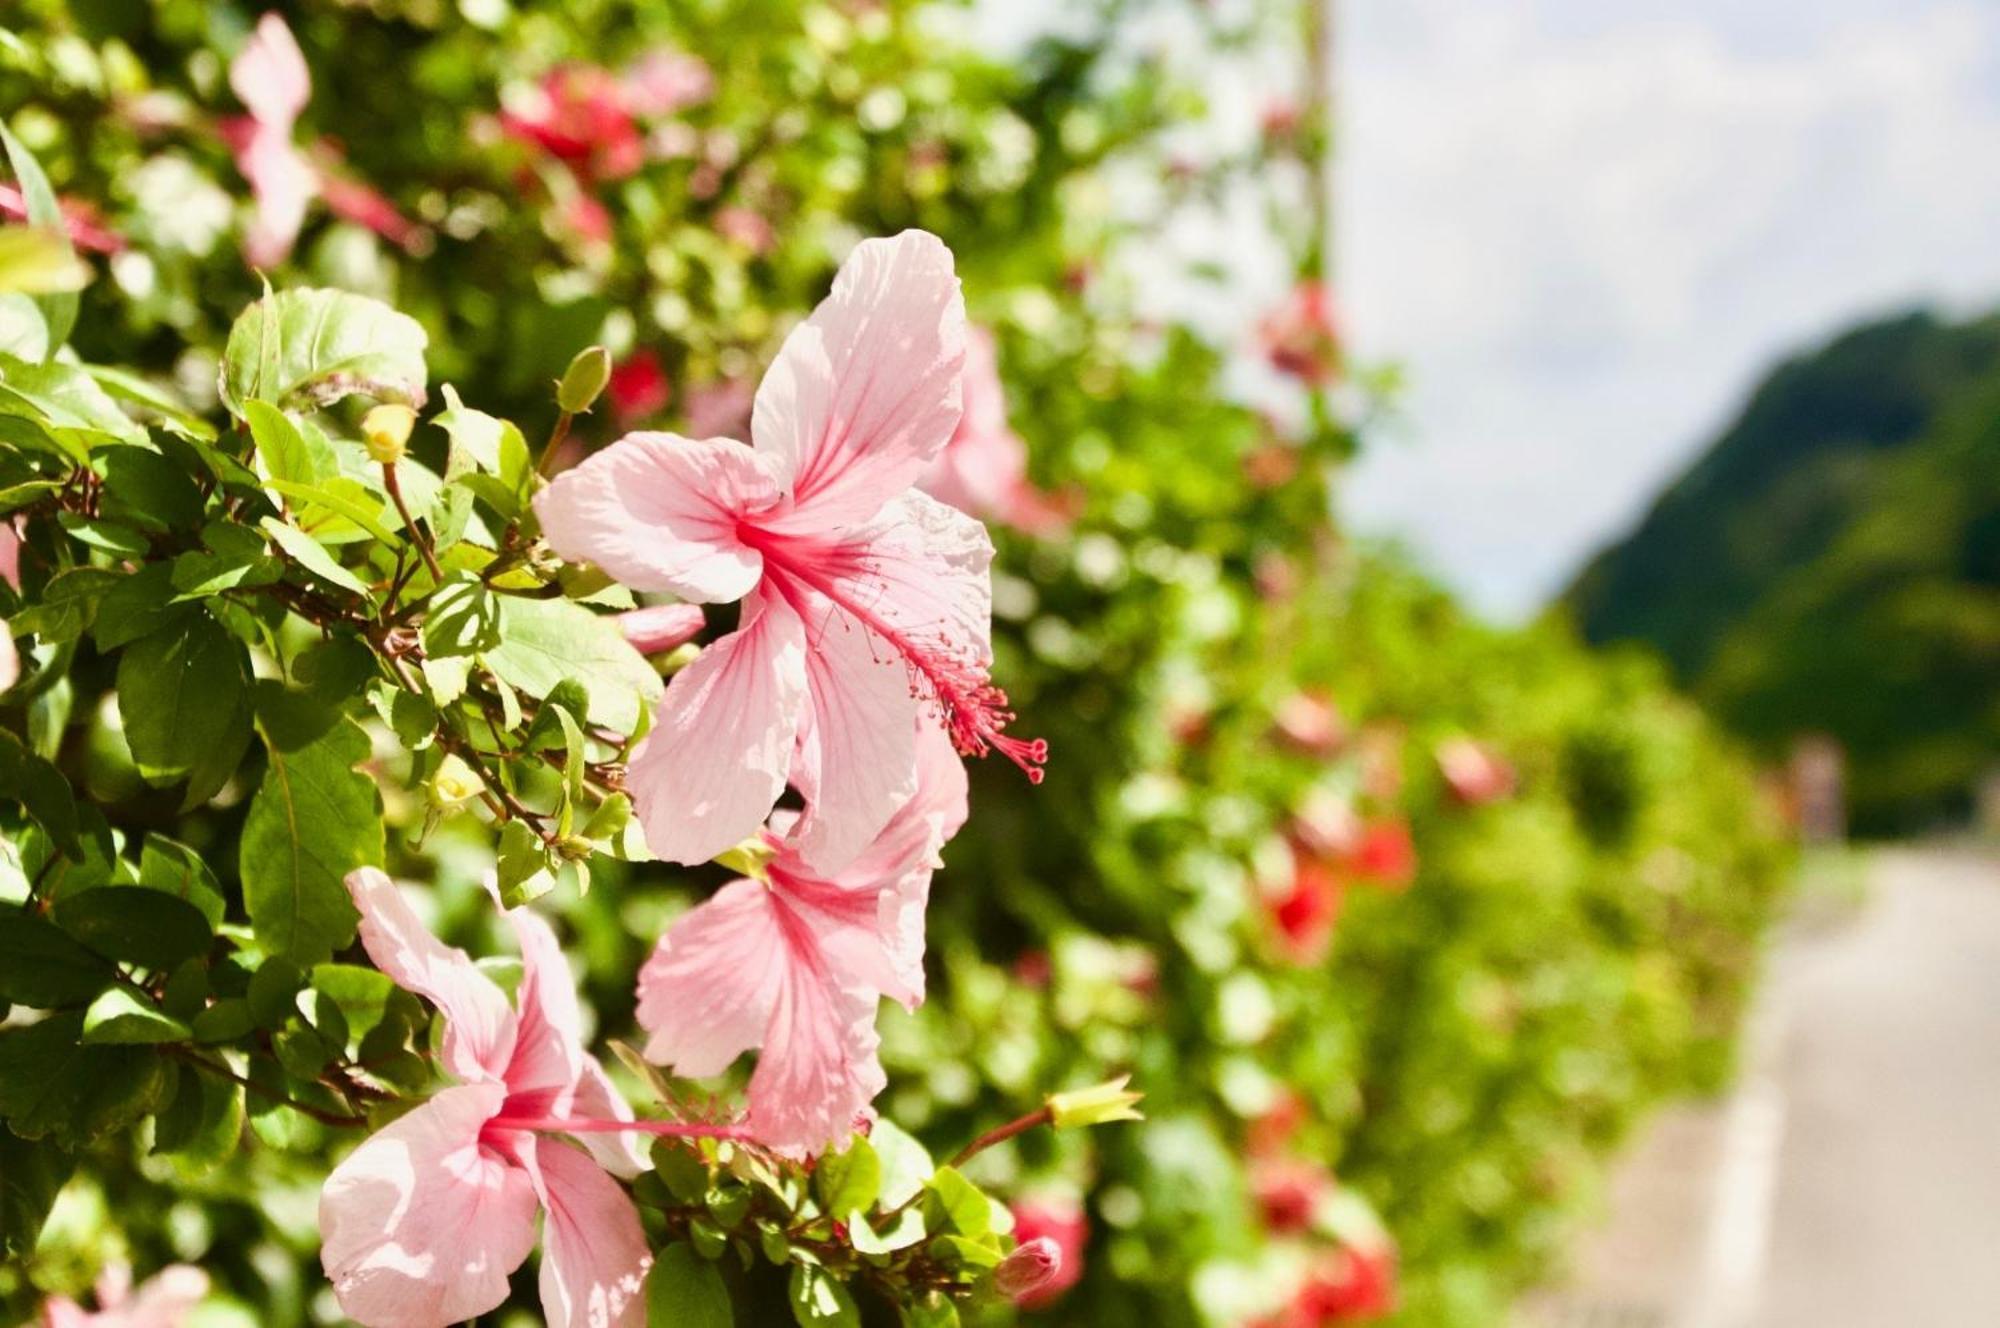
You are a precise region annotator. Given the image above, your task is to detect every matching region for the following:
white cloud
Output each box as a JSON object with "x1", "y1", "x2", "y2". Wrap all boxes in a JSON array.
[{"x1": 1337, "y1": 0, "x2": 2000, "y2": 618}]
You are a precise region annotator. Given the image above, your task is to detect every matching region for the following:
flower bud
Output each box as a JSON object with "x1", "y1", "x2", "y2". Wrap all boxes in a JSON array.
[
  {"x1": 557, "y1": 345, "x2": 613, "y2": 414},
  {"x1": 994, "y1": 1237, "x2": 1063, "y2": 1302},
  {"x1": 1046, "y1": 1075, "x2": 1144, "y2": 1130},
  {"x1": 617, "y1": 603, "x2": 707, "y2": 655},
  {"x1": 362, "y1": 403, "x2": 417, "y2": 465},
  {"x1": 429, "y1": 754, "x2": 481, "y2": 808},
  {"x1": 714, "y1": 836, "x2": 776, "y2": 882}
]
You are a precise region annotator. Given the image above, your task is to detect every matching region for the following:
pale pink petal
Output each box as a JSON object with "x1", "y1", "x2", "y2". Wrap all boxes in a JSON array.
[
  {"x1": 501, "y1": 906, "x2": 585, "y2": 1100},
  {"x1": 230, "y1": 14, "x2": 310, "y2": 127},
  {"x1": 919, "y1": 325, "x2": 1029, "y2": 519},
  {"x1": 567, "y1": 1053, "x2": 649, "y2": 1178},
  {"x1": 344, "y1": 869, "x2": 516, "y2": 1084},
  {"x1": 118, "y1": 1267, "x2": 210, "y2": 1326},
  {"x1": 521, "y1": 1139, "x2": 650, "y2": 1328},
  {"x1": 787, "y1": 595, "x2": 924, "y2": 875},
  {"x1": 743, "y1": 916, "x2": 886, "y2": 1157},
  {"x1": 752, "y1": 231, "x2": 966, "y2": 525},
  {"x1": 617, "y1": 602, "x2": 706, "y2": 654},
  {"x1": 0, "y1": 521, "x2": 20, "y2": 589},
  {"x1": 628, "y1": 596, "x2": 808, "y2": 865},
  {"x1": 234, "y1": 126, "x2": 317, "y2": 269},
  {"x1": 38, "y1": 1298, "x2": 88, "y2": 1328},
  {"x1": 93, "y1": 1264, "x2": 132, "y2": 1310},
  {"x1": 819, "y1": 491, "x2": 995, "y2": 671},
  {"x1": 319, "y1": 1082, "x2": 538, "y2": 1328},
  {"x1": 533, "y1": 433, "x2": 784, "y2": 603},
  {"x1": 637, "y1": 878, "x2": 786, "y2": 1076}
]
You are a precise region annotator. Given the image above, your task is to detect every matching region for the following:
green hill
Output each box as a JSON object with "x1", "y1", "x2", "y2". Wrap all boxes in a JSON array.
[{"x1": 1566, "y1": 310, "x2": 2000, "y2": 832}]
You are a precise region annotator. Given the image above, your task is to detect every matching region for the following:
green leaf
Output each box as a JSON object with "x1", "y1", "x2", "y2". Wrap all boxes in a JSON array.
[
  {"x1": 788, "y1": 1264, "x2": 860, "y2": 1328},
  {"x1": 645, "y1": 1243, "x2": 733, "y2": 1328},
  {"x1": 117, "y1": 612, "x2": 253, "y2": 807},
  {"x1": 488, "y1": 595, "x2": 663, "y2": 735},
  {"x1": 243, "y1": 399, "x2": 329, "y2": 487},
  {"x1": 150, "y1": 1066, "x2": 243, "y2": 1169},
  {"x1": 81, "y1": 364, "x2": 217, "y2": 443},
  {"x1": 423, "y1": 574, "x2": 501, "y2": 657},
  {"x1": 0, "y1": 728, "x2": 79, "y2": 856},
  {"x1": 0, "y1": 912, "x2": 111, "y2": 1007},
  {"x1": 0, "y1": 1012, "x2": 174, "y2": 1147},
  {"x1": 81, "y1": 986, "x2": 192, "y2": 1044},
  {"x1": 0, "y1": 1127, "x2": 73, "y2": 1259},
  {"x1": 248, "y1": 957, "x2": 306, "y2": 1030},
  {"x1": 898, "y1": 1296, "x2": 961, "y2": 1328},
  {"x1": 0, "y1": 124, "x2": 77, "y2": 352},
  {"x1": 241, "y1": 716, "x2": 382, "y2": 966},
  {"x1": 53, "y1": 886, "x2": 213, "y2": 970},
  {"x1": 922, "y1": 1168, "x2": 992, "y2": 1237},
  {"x1": 190, "y1": 998, "x2": 255, "y2": 1044},
  {"x1": 92, "y1": 562, "x2": 188, "y2": 651},
  {"x1": 495, "y1": 818, "x2": 557, "y2": 909},
  {"x1": 221, "y1": 287, "x2": 429, "y2": 414},
  {"x1": 100, "y1": 445, "x2": 203, "y2": 531},
  {"x1": 0, "y1": 293, "x2": 47, "y2": 360},
  {"x1": 10, "y1": 566, "x2": 119, "y2": 644},
  {"x1": 0, "y1": 225, "x2": 87, "y2": 296},
  {"x1": 651, "y1": 1139, "x2": 711, "y2": 1204},
  {"x1": 871, "y1": 1118, "x2": 936, "y2": 1209},
  {"x1": 816, "y1": 1135, "x2": 882, "y2": 1218},
  {"x1": 0, "y1": 353, "x2": 145, "y2": 445},
  {"x1": 261, "y1": 516, "x2": 372, "y2": 598},
  {"x1": 309, "y1": 964, "x2": 396, "y2": 1045},
  {"x1": 137, "y1": 835, "x2": 226, "y2": 928}
]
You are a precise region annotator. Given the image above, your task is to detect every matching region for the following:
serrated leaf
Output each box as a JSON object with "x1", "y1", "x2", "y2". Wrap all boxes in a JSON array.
[
  {"x1": 0, "y1": 912, "x2": 111, "y2": 1007},
  {"x1": 646, "y1": 1243, "x2": 732, "y2": 1328},
  {"x1": 487, "y1": 595, "x2": 662, "y2": 735},
  {"x1": 81, "y1": 986, "x2": 192, "y2": 1044},
  {"x1": 221, "y1": 287, "x2": 428, "y2": 414},
  {"x1": 0, "y1": 1012, "x2": 173, "y2": 1147},
  {"x1": 53, "y1": 886, "x2": 212, "y2": 970},
  {"x1": 117, "y1": 612, "x2": 253, "y2": 807},
  {"x1": 241, "y1": 716, "x2": 382, "y2": 965}
]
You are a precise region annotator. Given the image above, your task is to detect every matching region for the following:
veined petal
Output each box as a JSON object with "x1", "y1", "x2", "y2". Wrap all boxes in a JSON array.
[
  {"x1": 629, "y1": 595, "x2": 808, "y2": 865},
  {"x1": 637, "y1": 878, "x2": 786, "y2": 1077},
  {"x1": 230, "y1": 13, "x2": 311, "y2": 127},
  {"x1": 826, "y1": 490, "x2": 995, "y2": 669},
  {"x1": 787, "y1": 598, "x2": 924, "y2": 875},
  {"x1": 533, "y1": 433, "x2": 784, "y2": 603},
  {"x1": 744, "y1": 905, "x2": 887, "y2": 1158},
  {"x1": 567, "y1": 1053, "x2": 649, "y2": 1179},
  {"x1": 319, "y1": 1083, "x2": 538, "y2": 1328},
  {"x1": 522, "y1": 1138, "x2": 650, "y2": 1328},
  {"x1": 502, "y1": 906, "x2": 585, "y2": 1100},
  {"x1": 753, "y1": 231, "x2": 966, "y2": 526},
  {"x1": 345, "y1": 869, "x2": 516, "y2": 1084}
]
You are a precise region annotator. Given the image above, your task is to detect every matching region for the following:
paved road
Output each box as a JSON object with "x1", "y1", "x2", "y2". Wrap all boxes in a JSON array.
[
  {"x1": 1525, "y1": 845, "x2": 2000, "y2": 1328},
  {"x1": 1759, "y1": 846, "x2": 2000, "y2": 1327}
]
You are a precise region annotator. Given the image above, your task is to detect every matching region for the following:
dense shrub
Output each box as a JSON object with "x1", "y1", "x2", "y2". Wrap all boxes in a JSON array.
[{"x1": 0, "y1": 2, "x2": 1789, "y2": 1325}]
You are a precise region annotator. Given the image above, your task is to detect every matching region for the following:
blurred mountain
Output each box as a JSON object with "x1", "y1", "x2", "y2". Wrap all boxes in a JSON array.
[{"x1": 1565, "y1": 310, "x2": 2000, "y2": 832}]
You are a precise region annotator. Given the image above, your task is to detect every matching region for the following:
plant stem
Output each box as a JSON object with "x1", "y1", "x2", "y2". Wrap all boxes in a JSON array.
[
  {"x1": 381, "y1": 461, "x2": 443, "y2": 580},
  {"x1": 535, "y1": 411, "x2": 573, "y2": 479},
  {"x1": 945, "y1": 1105, "x2": 1053, "y2": 1171}
]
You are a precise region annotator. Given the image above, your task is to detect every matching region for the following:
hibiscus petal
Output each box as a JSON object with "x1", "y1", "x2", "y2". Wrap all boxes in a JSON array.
[
  {"x1": 319, "y1": 1082, "x2": 538, "y2": 1328},
  {"x1": 501, "y1": 906, "x2": 585, "y2": 1100},
  {"x1": 121, "y1": 1267, "x2": 211, "y2": 1324},
  {"x1": 787, "y1": 597, "x2": 923, "y2": 875},
  {"x1": 345, "y1": 869, "x2": 516, "y2": 1084},
  {"x1": 533, "y1": 433, "x2": 784, "y2": 603},
  {"x1": 637, "y1": 878, "x2": 787, "y2": 1077},
  {"x1": 568, "y1": 1053, "x2": 649, "y2": 1179},
  {"x1": 825, "y1": 490, "x2": 995, "y2": 669},
  {"x1": 753, "y1": 231, "x2": 966, "y2": 526},
  {"x1": 236, "y1": 127, "x2": 317, "y2": 270},
  {"x1": 744, "y1": 912, "x2": 887, "y2": 1158},
  {"x1": 629, "y1": 596, "x2": 808, "y2": 865},
  {"x1": 521, "y1": 1138, "x2": 651, "y2": 1328},
  {"x1": 0, "y1": 621, "x2": 17, "y2": 694},
  {"x1": 230, "y1": 13, "x2": 311, "y2": 127}
]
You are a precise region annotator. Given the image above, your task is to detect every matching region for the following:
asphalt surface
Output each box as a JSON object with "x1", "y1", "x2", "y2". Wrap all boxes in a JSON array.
[{"x1": 1525, "y1": 845, "x2": 2000, "y2": 1328}]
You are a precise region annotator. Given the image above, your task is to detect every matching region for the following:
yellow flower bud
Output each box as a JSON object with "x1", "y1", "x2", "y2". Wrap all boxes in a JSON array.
[
  {"x1": 1046, "y1": 1075, "x2": 1145, "y2": 1130},
  {"x1": 362, "y1": 403, "x2": 417, "y2": 465}
]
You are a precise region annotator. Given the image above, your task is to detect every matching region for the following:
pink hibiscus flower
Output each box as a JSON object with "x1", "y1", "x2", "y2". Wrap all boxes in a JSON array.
[
  {"x1": 637, "y1": 724, "x2": 967, "y2": 1156},
  {"x1": 319, "y1": 869, "x2": 730, "y2": 1328},
  {"x1": 617, "y1": 602, "x2": 706, "y2": 655},
  {"x1": 535, "y1": 230, "x2": 1044, "y2": 872},
  {"x1": 0, "y1": 185, "x2": 123, "y2": 255},
  {"x1": 222, "y1": 14, "x2": 419, "y2": 267},
  {"x1": 39, "y1": 1265, "x2": 207, "y2": 1328},
  {"x1": 1260, "y1": 280, "x2": 1342, "y2": 386},
  {"x1": 917, "y1": 324, "x2": 1033, "y2": 525}
]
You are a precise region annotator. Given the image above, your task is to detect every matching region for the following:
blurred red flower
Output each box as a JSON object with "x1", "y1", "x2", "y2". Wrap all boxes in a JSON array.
[
  {"x1": 1253, "y1": 1158, "x2": 1332, "y2": 1234},
  {"x1": 1259, "y1": 280, "x2": 1341, "y2": 385},
  {"x1": 1436, "y1": 737, "x2": 1516, "y2": 806},
  {"x1": 1009, "y1": 1197, "x2": 1088, "y2": 1309},
  {"x1": 1349, "y1": 820, "x2": 1416, "y2": 890},
  {"x1": 608, "y1": 349, "x2": 672, "y2": 424}
]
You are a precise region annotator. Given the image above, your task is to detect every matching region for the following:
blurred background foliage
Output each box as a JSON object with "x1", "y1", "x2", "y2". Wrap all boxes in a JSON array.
[{"x1": 1, "y1": 0, "x2": 1792, "y2": 1323}]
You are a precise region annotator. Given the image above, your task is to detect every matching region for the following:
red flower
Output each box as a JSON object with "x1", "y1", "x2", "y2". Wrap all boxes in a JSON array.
[
  {"x1": 1348, "y1": 821, "x2": 1416, "y2": 890},
  {"x1": 1436, "y1": 737, "x2": 1515, "y2": 806},
  {"x1": 1269, "y1": 841, "x2": 1345, "y2": 964},
  {"x1": 1255, "y1": 1244, "x2": 1399, "y2": 1327},
  {"x1": 1253, "y1": 1158, "x2": 1332, "y2": 1234},
  {"x1": 500, "y1": 66, "x2": 646, "y2": 183},
  {"x1": 607, "y1": 349, "x2": 671, "y2": 424},
  {"x1": 1247, "y1": 1090, "x2": 1307, "y2": 1158},
  {"x1": 1009, "y1": 1197, "x2": 1088, "y2": 1308},
  {"x1": 0, "y1": 184, "x2": 123, "y2": 254},
  {"x1": 1260, "y1": 281, "x2": 1341, "y2": 385}
]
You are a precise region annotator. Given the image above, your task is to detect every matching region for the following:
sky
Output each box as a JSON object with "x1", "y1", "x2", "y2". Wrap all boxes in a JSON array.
[{"x1": 1336, "y1": 0, "x2": 2000, "y2": 618}]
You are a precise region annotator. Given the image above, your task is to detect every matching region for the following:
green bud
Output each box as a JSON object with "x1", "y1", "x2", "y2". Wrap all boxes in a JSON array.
[
  {"x1": 714, "y1": 836, "x2": 777, "y2": 882},
  {"x1": 1046, "y1": 1075, "x2": 1145, "y2": 1130},
  {"x1": 556, "y1": 345, "x2": 613, "y2": 414},
  {"x1": 362, "y1": 403, "x2": 417, "y2": 464},
  {"x1": 429, "y1": 754, "x2": 481, "y2": 808}
]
